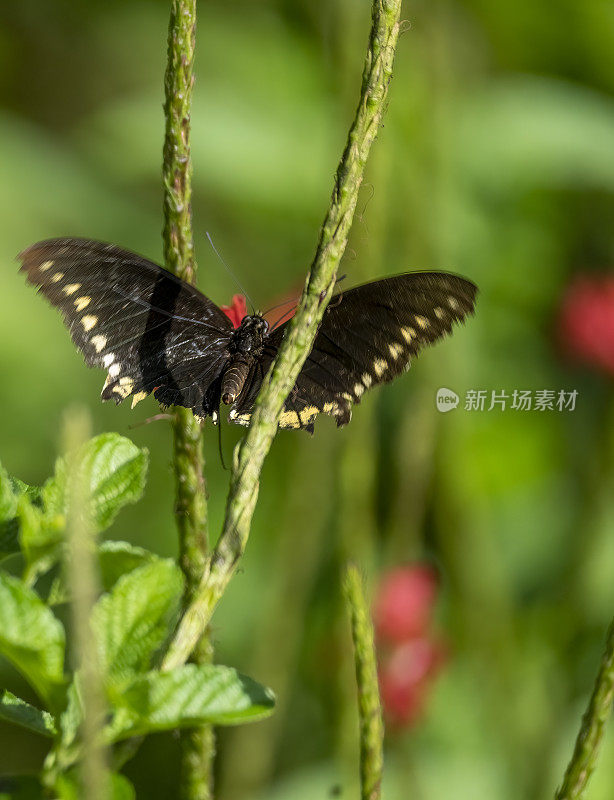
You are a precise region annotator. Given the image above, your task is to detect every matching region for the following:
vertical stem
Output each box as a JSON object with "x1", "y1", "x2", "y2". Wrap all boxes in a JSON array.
[
  {"x1": 64, "y1": 408, "x2": 108, "y2": 800},
  {"x1": 343, "y1": 563, "x2": 384, "y2": 800},
  {"x1": 555, "y1": 617, "x2": 614, "y2": 800},
  {"x1": 162, "y1": 2, "x2": 212, "y2": 798},
  {"x1": 163, "y1": 0, "x2": 403, "y2": 671}
]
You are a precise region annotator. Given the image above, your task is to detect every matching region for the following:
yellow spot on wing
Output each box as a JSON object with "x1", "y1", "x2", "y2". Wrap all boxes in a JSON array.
[
  {"x1": 279, "y1": 410, "x2": 301, "y2": 428},
  {"x1": 374, "y1": 358, "x2": 387, "y2": 377},
  {"x1": 63, "y1": 283, "x2": 81, "y2": 296},
  {"x1": 362, "y1": 373, "x2": 373, "y2": 388},
  {"x1": 51, "y1": 272, "x2": 64, "y2": 283},
  {"x1": 389, "y1": 342, "x2": 403, "y2": 360},
  {"x1": 434, "y1": 306, "x2": 445, "y2": 319},
  {"x1": 81, "y1": 315, "x2": 97, "y2": 331},
  {"x1": 299, "y1": 406, "x2": 319, "y2": 425},
  {"x1": 75, "y1": 296, "x2": 91, "y2": 312},
  {"x1": 91, "y1": 335, "x2": 107, "y2": 353},
  {"x1": 401, "y1": 327, "x2": 416, "y2": 343},
  {"x1": 448, "y1": 296, "x2": 460, "y2": 311},
  {"x1": 415, "y1": 315, "x2": 429, "y2": 329},
  {"x1": 323, "y1": 402, "x2": 337, "y2": 414},
  {"x1": 113, "y1": 376, "x2": 134, "y2": 399},
  {"x1": 131, "y1": 391, "x2": 148, "y2": 409},
  {"x1": 353, "y1": 383, "x2": 364, "y2": 397},
  {"x1": 39, "y1": 260, "x2": 53, "y2": 272}
]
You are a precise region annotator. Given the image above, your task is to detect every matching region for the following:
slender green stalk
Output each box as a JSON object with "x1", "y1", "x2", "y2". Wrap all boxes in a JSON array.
[
  {"x1": 64, "y1": 408, "x2": 108, "y2": 800},
  {"x1": 162, "y1": 2, "x2": 212, "y2": 798},
  {"x1": 555, "y1": 617, "x2": 614, "y2": 800},
  {"x1": 163, "y1": 0, "x2": 403, "y2": 671},
  {"x1": 343, "y1": 563, "x2": 384, "y2": 800}
]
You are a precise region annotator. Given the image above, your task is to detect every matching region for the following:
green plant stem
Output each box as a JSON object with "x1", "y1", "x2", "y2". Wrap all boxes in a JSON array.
[
  {"x1": 343, "y1": 563, "x2": 384, "y2": 800},
  {"x1": 162, "y1": 2, "x2": 213, "y2": 799},
  {"x1": 555, "y1": 617, "x2": 614, "y2": 800},
  {"x1": 163, "y1": 0, "x2": 403, "y2": 672},
  {"x1": 64, "y1": 408, "x2": 108, "y2": 800}
]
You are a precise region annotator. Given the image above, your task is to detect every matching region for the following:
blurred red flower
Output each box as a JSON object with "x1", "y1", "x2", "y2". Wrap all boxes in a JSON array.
[
  {"x1": 378, "y1": 638, "x2": 445, "y2": 727},
  {"x1": 557, "y1": 275, "x2": 614, "y2": 375},
  {"x1": 221, "y1": 294, "x2": 248, "y2": 329},
  {"x1": 373, "y1": 564, "x2": 444, "y2": 729},
  {"x1": 374, "y1": 565, "x2": 438, "y2": 643}
]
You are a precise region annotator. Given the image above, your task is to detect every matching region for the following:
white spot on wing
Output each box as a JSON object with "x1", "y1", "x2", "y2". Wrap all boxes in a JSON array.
[
  {"x1": 103, "y1": 353, "x2": 115, "y2": 368},
  {"x1": 108, "y1": 363, "x2": 120, "y2": 378},
  {"x1": 362, "y1": 373, "x2": 373, "y2": 389},
  {"x1": 75, "y1": 296, "x2": 91, "y2": 312},
  {"x1": 448, "y1": 296, "x2": 460, "y2": 311},
  {"x1": 91, "y1": 335, "x2": 107, "y2": 353},
  {"x1": 353, "y1": 383, "x2": 364, "y2": 397},
  {"x1": 81, "y1": 315, "x2": 97, "y2": 331}
]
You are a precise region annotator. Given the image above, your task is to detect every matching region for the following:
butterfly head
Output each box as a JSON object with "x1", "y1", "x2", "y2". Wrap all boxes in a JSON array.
[{"x1": 232, "y1": 314, "x2": 269, "y2": 355}]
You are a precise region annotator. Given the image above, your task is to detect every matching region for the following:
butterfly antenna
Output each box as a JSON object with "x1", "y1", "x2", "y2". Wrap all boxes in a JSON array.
[{"x1": 205, "y1": 232, "x2": 256, "y2": 313}]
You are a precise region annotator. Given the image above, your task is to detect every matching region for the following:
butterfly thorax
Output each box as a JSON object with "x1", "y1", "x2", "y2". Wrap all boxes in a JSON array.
[{"x1": 221, "y1": 314, "x2": 269, "y2": 405}]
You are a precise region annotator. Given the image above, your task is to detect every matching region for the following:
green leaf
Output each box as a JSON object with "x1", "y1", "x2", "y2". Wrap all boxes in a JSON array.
[
  {"x1": 56, "y1": 770, "x2": 135, "y2": 800},
  {"x1": 18, "y1": 496, "x2": 64, "y2": 585},
  {"x1": 57, "y1": 678, "x2": 82, "y2": 750},
  {"x1": 91, "y1": 560, "x2": 183, "y2": 686},
  {"x1": 0, "y1": 462, "x2": 17, "y2": 521},
  {"x1": 0, "y1": 464, "x2": 21, "y2": 560},
  {"x1": 44, "y1": 433, "x2": 148, "y2": 531},
  {"x1": 0, "y1": 572, "x2": 65, "y2": 707},
  {"x1": 47, "y1": 541, "x2": 160, "y2": 605},
  {"x1": 107, "y1": 663, "x2": 275, "y2": 741},
  {"x1": 0, "y1": 690, "x2": 57, "y2": 737}
]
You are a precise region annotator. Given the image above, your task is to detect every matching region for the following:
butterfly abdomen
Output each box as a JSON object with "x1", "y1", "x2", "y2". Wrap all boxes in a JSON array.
[{"x1": 222, "y1": 356, "x2": 252, "y2": 405}]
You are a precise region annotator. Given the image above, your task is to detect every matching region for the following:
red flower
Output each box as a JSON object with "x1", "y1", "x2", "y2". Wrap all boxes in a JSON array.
[
  {"x1": 221, "y1": 294, "x2": 248, "y2": 329},
  {"x1": 558, "y1": 275, "x2": 614, "y2": 375},
  {"x1": 378, "y1": 638, "x2": 445, "y2": 727},
  {"x1": 373, "y1": 564, "x2": 444, "y2": 730},
  {"x1": 374, "y1": 565, "x2": 438, "y2": 643}
]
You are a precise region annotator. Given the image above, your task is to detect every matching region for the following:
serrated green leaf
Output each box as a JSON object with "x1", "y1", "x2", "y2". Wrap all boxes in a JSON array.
[
  {"x1": 44, "y1": 433, "x2": 148, "y2": 531},
  {"x1": 107, "y1": 663, "x2": 275, "y2": 741},
  {"x1": 56, "y1": 770, "x2": 135, "y2": 800},
  {"x1": 0, "y1": 690, "x2": 57, "y2": 737},
  {"x1": 47, "y1": 541, "x2": 160, "y2": 606},
  {"x1": 91, "y1": 560, "x2": 183, "y2": 686},
  {"x1": 18, "y1": 497, "x2": 64, "y2": 585},
  {"x1": 0, "y1": 572, "x2": 65, "y2": 708}
]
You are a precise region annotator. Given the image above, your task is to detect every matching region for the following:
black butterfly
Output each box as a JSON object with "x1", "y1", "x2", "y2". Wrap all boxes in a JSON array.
[{"x1": 18, "y1": 238, "x2": 477, "y2": 433}]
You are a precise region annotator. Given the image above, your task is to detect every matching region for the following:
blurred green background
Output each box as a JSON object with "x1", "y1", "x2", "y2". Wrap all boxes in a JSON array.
[{"x1": 2, "y1": 0, "x2": 614, "y2": 798}]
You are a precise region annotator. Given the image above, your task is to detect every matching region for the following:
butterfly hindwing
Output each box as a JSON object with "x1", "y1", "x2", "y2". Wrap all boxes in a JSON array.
[
  {"x1": 18, "y1": 238, "x2": 233, "y2": 417},
  {"x1": 232, "y1": 272, "x2": 477, "y2": 431}
]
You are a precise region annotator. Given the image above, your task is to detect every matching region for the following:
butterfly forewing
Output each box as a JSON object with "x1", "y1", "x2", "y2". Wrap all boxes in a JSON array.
[
  {"x1": 19, "y1": 238, "x2": 233, "y2": 416},
  {"x1": 232, "y1": 272, "x2": 477, "y2": 431}
]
